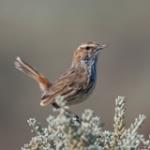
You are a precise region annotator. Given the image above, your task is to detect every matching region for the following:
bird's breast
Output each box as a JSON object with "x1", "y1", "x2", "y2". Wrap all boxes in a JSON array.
[{"x1": 68, "y1": 60, "x2": 97, "y2": 105}]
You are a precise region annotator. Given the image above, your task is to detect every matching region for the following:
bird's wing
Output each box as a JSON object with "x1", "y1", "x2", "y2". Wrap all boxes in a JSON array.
[{"x1": 40, "y1": 68, "x2": 88, "y2": 107}]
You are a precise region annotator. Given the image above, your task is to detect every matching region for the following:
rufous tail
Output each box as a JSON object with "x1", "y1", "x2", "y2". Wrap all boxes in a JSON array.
[{"x1": 14, "y1": 57, "x2": 52, "y2": 92}]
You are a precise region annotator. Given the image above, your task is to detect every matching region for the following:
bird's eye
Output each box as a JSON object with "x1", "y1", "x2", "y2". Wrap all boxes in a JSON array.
[{"x1": 86, "y1": 46, "x2": 90, "y2": 50}]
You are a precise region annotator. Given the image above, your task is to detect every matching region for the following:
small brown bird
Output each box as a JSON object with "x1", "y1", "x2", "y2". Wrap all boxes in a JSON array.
[{"x1": 14, "y1": 41, "x2": 106, "y2": 108}]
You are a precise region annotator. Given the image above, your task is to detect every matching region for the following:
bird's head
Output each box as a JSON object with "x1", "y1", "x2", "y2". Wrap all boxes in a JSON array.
[{"x1": 73, "y1": 41, "x2": 107, "y2": 64}]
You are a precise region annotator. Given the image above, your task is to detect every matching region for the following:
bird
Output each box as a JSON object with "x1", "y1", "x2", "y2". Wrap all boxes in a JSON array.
[{"x1": 14, "y1": 41, "x2": 107, "y2": 108}]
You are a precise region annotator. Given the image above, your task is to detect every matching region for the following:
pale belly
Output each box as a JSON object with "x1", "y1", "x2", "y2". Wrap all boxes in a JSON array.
[{"x1": 67, "y1": 81, "x2": 96, "y2": 105}]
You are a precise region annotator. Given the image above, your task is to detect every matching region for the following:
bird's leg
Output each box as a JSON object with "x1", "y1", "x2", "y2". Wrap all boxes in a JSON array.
[{"x1": 65, "y1": 109, "x2": 81, "y2": 123}]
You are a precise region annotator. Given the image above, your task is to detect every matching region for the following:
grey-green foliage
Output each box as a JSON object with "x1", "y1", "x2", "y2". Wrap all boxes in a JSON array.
[{"x1": 21, "y1": 96, "x2": 150, "y2": 150}]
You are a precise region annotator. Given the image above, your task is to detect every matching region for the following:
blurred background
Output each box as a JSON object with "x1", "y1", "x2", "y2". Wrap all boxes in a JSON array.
[{"x1": 0, "y1": 0, "x2": 150, "y2": 149}]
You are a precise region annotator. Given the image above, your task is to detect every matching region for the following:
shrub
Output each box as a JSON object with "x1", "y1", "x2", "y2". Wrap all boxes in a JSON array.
[{"x1": 21, "y1": 96, "x2": 150, "y2": 150}]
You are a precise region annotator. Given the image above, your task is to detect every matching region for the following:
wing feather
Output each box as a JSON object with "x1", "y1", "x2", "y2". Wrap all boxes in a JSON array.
[{"x1": 40, "y1": 68, "x2": 88, "y2": 107}]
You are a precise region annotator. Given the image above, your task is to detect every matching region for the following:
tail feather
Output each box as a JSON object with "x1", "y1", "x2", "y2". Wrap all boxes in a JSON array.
[
  {"x1": 14, "y1": 57, "x2": 52, "y2": 92},
  {"x1": 15, "y1": 57, "x2": 40, "y2": 79}
]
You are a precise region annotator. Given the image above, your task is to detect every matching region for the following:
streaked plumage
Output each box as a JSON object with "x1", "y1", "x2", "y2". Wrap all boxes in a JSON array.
[{"x1": 14, "y1": 41, "x2": 107, "y2": 108}]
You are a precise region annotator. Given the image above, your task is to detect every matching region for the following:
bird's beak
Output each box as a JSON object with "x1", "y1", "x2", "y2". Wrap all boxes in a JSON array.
[
  {"x1": 100, "y1": 44, "x2": 107, "y2": 49},
  {"x1": 96, "y1": 43, "x2": 107, "y2": 52}
]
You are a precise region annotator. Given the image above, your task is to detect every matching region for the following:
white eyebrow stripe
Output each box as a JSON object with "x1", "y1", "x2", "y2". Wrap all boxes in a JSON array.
[{"x1": 79, "y1": 44, "x2": 96, "y2": 48}]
